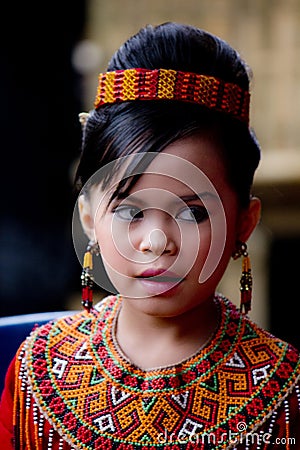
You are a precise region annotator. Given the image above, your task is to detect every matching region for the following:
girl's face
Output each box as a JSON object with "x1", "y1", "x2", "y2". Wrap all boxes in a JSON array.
[{"x1": 80, "y1": 134, "x2": 260, "y2": 318}]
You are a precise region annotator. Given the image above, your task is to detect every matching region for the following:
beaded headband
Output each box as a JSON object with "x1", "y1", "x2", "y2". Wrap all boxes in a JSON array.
[{"x1": 94, "y1": 68, "x2": 250, "y2": 125}]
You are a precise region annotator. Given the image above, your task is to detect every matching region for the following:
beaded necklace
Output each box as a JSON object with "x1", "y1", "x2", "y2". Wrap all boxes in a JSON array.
[{"x1": 14, "y1": 294, "x2": 300, "y2": 449}]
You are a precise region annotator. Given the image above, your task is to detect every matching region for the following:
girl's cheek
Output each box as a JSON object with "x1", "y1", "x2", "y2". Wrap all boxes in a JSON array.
[
  {"x1": 180, "y1": 227, "x2": 211, "y2": 266},
  {"x1": 94, "y1": 222, "x2": 130, "y2": 269}
]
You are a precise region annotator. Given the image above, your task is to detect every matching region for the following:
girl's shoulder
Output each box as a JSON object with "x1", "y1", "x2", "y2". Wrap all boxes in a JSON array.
[
  {"x1": 27, "y1": 295, "x2": 117, "y2": 336},
  {"x1": 16, "y1": 295, "x2": 118, "y2": 364},
  {"x1": 218, "y1": 292, "x2": 300, "y2": 357},
  {"x1": 216, "y1": 293, "x2": 300, "y2": 386}
]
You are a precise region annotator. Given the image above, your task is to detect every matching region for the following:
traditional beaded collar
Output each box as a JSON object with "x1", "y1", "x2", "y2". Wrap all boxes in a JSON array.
[
  {"x1": 94, "y1": 68, "x2": 250, "y2": 125},
  {"x1": 16, "y1": 294, "x2": 300, "y2": 449}
]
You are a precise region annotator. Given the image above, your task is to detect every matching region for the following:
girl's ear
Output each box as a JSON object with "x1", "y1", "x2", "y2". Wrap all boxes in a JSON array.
[
  {"x1": 78, "y1": 194, "x2": 96, "y2": 241},
  {"x1": 237, "y1": 197, "x2": 261, "y2": 243}
]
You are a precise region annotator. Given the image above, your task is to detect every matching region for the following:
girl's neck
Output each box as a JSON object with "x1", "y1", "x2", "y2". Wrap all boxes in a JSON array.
[{"x1": 114, "y1": 295, "x2": 220, "y2": 371}]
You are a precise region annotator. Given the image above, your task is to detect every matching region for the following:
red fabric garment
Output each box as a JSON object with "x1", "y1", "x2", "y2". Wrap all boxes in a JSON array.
[
  {"x1": 0, "y1": 357, "x2": 15, "y2": 449},
  {"x1": 0, "y1": 357, "x2": 64, "y2": 449}
]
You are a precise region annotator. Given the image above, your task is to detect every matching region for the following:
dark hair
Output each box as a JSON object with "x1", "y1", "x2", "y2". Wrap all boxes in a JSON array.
[{"x1": 74, "y1": 22, "x2": 261, "y2": 208}]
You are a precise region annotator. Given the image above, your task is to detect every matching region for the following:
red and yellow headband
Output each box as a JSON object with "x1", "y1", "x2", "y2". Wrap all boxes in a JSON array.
[{"x1": 94, "y1": 68, "x2": 250, "y2": 125}]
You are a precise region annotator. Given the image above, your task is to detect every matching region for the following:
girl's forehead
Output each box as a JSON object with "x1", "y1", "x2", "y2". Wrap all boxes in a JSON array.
[
  {"x1": 88, "y1": 135, "x2": 227, "y2": 209},
  {"x1": 123, "y1": 172, "x2": 212, "y2": 198},
  {"x1": 141, "y1": 138, "x2": 225, "y2": 189}
]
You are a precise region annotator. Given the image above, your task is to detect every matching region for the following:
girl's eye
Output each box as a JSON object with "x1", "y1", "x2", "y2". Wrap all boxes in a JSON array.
[
  {"x1": 113, "y1": 205, "x2": 144, "y2": 221},
  {"x1": 176, "y1": 206, "x2": 209, "y2": 223}
]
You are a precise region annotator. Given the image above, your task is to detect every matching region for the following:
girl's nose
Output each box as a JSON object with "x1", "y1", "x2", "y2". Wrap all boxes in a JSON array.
[{"x1": 139, "y1": 228, "x2": 177, "y2": 256}]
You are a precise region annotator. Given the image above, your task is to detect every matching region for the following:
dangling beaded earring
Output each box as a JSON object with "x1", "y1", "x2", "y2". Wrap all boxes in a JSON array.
[
  {"x1": 233, "y1": 241, "x2": 252, "y2": 315},
  {"x1": 81, "y1": 241, "x2": 100, "y2": 312}
]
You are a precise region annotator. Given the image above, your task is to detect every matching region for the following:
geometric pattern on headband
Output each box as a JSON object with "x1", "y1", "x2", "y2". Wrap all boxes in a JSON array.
[{"x1": 94, "y1": 68, "x2": 250, "y2": 125}]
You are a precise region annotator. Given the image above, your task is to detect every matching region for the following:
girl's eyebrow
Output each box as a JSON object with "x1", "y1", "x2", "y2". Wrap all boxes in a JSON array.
[
  {"x1": 179, "y1": 192, "x2": 218, "y2": 202},
  {"x1": 111, "y1": 191, "x2": 218, "y2": 207}
]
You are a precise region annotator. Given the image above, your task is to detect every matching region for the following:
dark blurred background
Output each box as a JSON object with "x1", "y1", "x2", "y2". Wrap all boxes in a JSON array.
[
  {"x1": 0, "y1": 1, "x2": 86, "y2": 315},
  {"x1": 1, "y1": 0, "x2": 299, "y2": 352}
]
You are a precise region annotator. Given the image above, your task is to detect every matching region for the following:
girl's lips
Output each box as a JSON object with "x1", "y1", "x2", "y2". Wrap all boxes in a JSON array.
[
  {"x1": 136, "y1": 269, "x2": 184, "y2": 296},
  {"x1": 137, "y1": 268, "x2": 183, "y2": 282}
]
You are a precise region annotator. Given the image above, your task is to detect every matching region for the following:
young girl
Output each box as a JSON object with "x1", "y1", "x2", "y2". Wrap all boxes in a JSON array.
[{"x1": 1, "y1": 22, "x2": 300, "y2": 449}]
